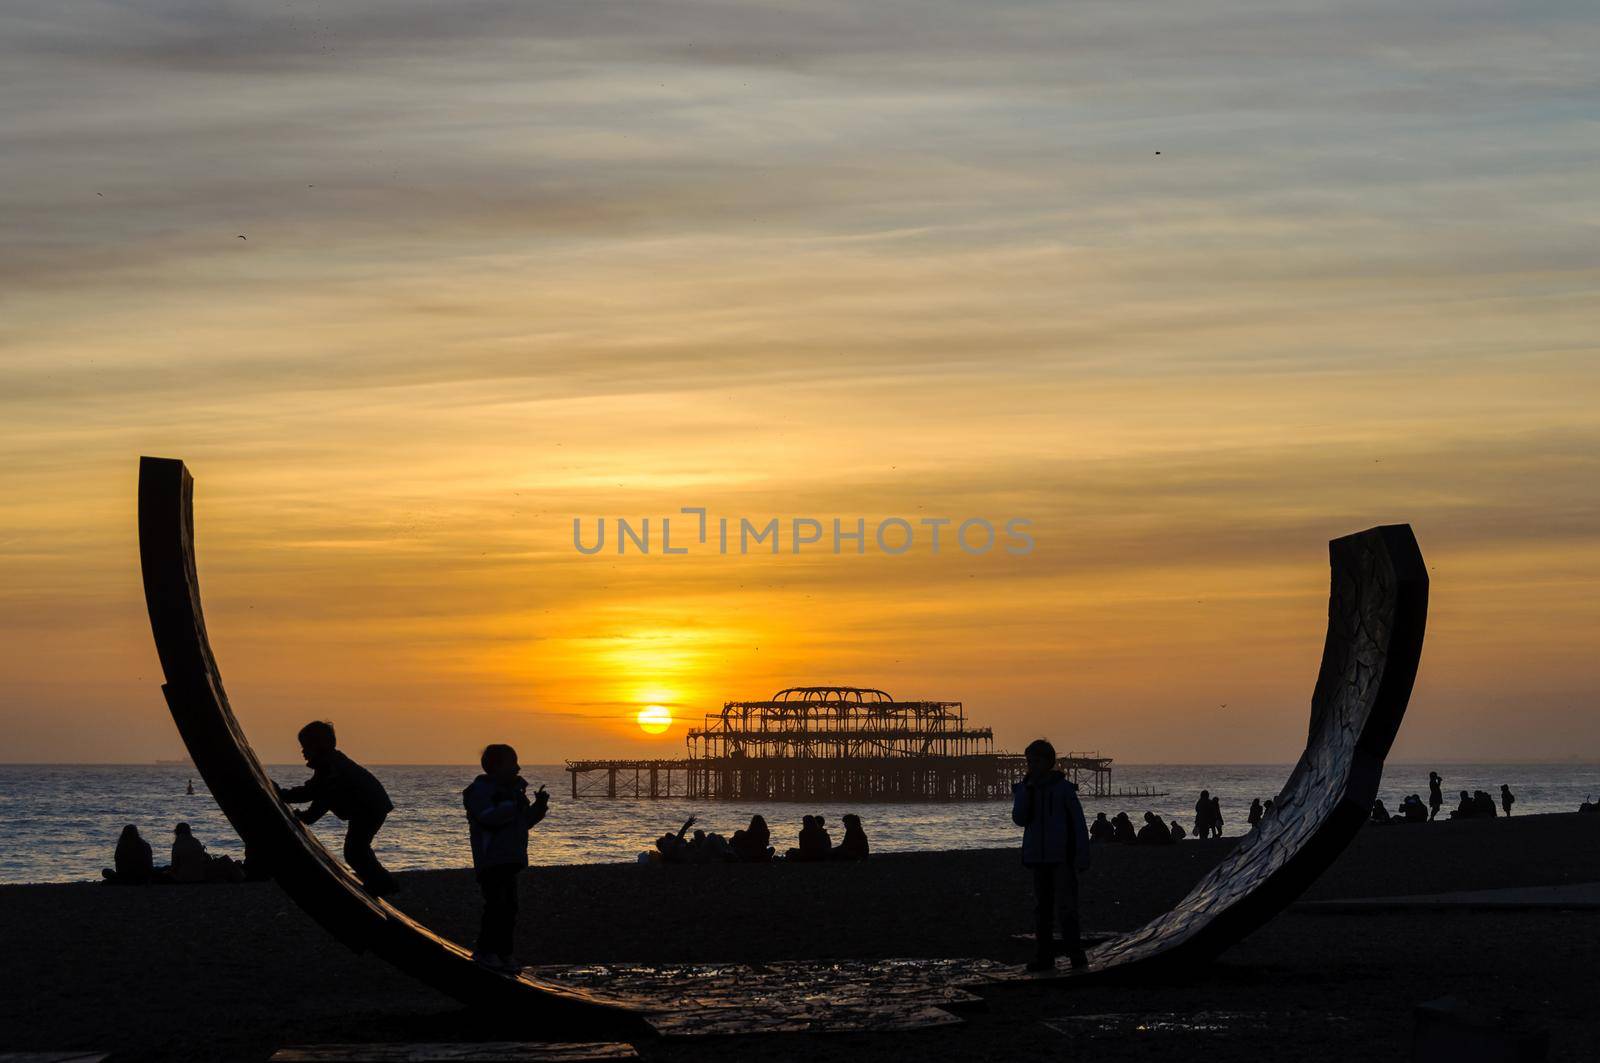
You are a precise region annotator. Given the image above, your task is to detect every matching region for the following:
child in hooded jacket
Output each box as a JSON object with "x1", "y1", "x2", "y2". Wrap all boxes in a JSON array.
[
  {"x1": 463, "y1": 743, "x2": 548, "y2": 970},
  {"x1": 1012, "y1": 737, "x2": 1092, "y2": 971}
]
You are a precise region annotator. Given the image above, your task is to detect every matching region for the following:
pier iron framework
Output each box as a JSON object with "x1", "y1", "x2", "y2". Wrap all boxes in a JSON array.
[{"x1": 566, "y1": 686, "x2": 1115, "y2": 801}]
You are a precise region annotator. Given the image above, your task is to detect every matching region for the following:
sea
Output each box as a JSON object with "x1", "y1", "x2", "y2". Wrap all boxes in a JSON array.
[{"x1": 2, "y1": 762, "x2": 1596, "y2": 885}]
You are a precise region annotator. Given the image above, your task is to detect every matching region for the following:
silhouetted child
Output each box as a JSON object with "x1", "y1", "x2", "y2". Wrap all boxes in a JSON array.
[
  {"x1": 463, "y1": 743, "x2": 549, "y2": 970},
  {"x1": 834, "y1": 813, "x2": 869, "y2": 861},
  {"x1": 1210, "y1": 795, "x2": 1223, "y2": 837},
  {"x1": 276, "y1": 721, "x2": 397, "y2": 896},
  {"x1": 1168, "y1": 819, "x2": 1186, "y2": 842},
  {"x1": 1012, "y1": 738, "x2": 1091, "y2": 971},
  {"x1": 1500, "y1": 784, "x2": 1515, "y2": 816},
  {"x1": 278, "y1": 717, "x2": 396, "y2": 890},
  {"x1": 1429, "y1": 771, "x2": 1444, "y2": 820}
]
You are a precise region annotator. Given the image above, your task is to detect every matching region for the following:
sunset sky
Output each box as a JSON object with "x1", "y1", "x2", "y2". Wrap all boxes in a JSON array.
[{"x1": 2, "y1": 0, "x2": 1597, "y2": 764}]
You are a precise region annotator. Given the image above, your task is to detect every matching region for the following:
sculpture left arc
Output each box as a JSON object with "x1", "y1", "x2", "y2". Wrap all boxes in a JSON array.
[{"x1": 138, "y1": 456, "x2": 649, "y2": 1032}]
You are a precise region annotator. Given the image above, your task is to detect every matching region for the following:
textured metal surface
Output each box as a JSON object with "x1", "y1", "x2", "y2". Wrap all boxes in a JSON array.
[
  {"x1": 137, "y1": 457, "x2": 649, "y2": 1033},
  {"x1": 1032, "y1": 523, "x2": 1429, "y2": 977}
]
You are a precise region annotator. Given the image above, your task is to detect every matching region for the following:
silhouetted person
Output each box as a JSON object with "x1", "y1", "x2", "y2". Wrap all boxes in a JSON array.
[
  {"x1": 186, "y1": 779, "x2": 195, "y2": 796},
  {"x1": 795, "y1": 815, "x2": 832, "y2": 861},
  {"x1": 1194, "y1": 790, "x2": 1213, "y2": 839},
  {"x1": 103, "y1": 824, "x2": 154, "y2": 884},
  {"x1": 1263, "y1": 799, "x2": 1274, "y2": 818},
  {"x1": 831, "y1": 813, "x2": 869, "y2": 861},
  {"x1": 1429, "y1": 771, "x2": 1444, "y2": 821},
  {"x1": 276, "y1": 721, "x2": 397, "y2": 896},
  {"x1": 1500, "y1": 785, "x2": 1515, "y2": 816},
  {"x1": 1169, "y1": 819, "x2": 1186, "y2": 841},
  {"x1": 170, "y1": 822, "x2": 209, "y2": 883},
  {"x1": 656, "y1": 815, "x2": 695, "y2": 863},
  {"x1": 1089, "y1": 812, "x2": 1114, "y2": 843},
  {"x1": 1370, "y1": 799, "x2": 1391, "y2": 824},
  {"x1": 1013, "y1": 738, "x2": 1091, "y2": 971},
  {"x1": 1137, "y1": 811, "x2": 1175, "y2": 844},
  {"x1": 1473, "y1": 790, "x2": 1497, "y2": 817},
  {"x1": 1112, "y1": 811, "x2": 1137, "y2": 844},
  {"x1": 464, "y1": 743, "x2": 548, "y2": 971},
  {"x1": 1210, "y1": 795, "x2": 1223, "y2": 837},
  {"x1": 731, "y1": 814, "x2": 773, "y2": 862},
  {"x1": 1399, "y1": 794, "x2": 1428, "y2": 822}
]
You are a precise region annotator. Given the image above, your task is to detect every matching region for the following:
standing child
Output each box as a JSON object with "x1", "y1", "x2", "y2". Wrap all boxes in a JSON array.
[
  {"x1": 1012, "y1": 738, "x2": 1092, "y2": 971},
  {"x1": 276, "y1": 720, "x2": 397, "y2": 896},
  {"x1": 463, "y1": 743, "x2": 549, "y2": 970}
]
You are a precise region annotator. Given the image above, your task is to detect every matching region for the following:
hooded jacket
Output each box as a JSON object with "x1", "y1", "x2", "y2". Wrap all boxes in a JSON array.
[
  {"x1": 1012, "y1": 770, "x2": 1092, "y2": 870},
  {"x1": 463, "y1": 774, "x2": 547, "y2": 873}
]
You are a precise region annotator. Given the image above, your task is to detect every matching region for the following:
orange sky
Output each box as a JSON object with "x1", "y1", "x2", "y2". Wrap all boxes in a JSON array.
[{"x1": 1, "y1": 0, "x2": 1598, "y2": 764}]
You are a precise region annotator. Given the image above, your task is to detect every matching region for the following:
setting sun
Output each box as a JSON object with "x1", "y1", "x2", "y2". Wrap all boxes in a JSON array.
[{"x1": 636, "y1": 705, "x2": 673, "y2": 735}]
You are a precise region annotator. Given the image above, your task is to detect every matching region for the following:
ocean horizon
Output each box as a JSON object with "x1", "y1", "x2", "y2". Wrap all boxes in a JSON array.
[{"x1": 3, "y1": 761, "x2": 1596, "y2": 886}]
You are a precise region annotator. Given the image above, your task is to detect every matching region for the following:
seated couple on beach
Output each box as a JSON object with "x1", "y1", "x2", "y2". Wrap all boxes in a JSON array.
[
  {"x1": 785, "y1": 814, "x2": 869, "y2": 862},
  {"x1": 102, "y1": 822, "x2": 245, "y2": 885}
]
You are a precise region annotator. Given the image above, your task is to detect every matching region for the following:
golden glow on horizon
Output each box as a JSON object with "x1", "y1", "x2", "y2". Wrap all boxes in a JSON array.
[{"x1": 636, "y1": 705, "x2": 673, "y2": 735}]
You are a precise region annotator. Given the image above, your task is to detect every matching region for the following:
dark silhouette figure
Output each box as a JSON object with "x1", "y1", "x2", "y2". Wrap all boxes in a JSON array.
[
  {"x1": 1263, "y1": 799, "x2": 1274, "y2": 818},
  {"x1": 1089, "y1": 812, "x2": 1115, "y2": 843},
  {"x1": 791, "y1": 815, "x2": 833, "y2": 861},
  {"x1": 1428, "y1": 771, "x2": 1443, "y2": 820},
  {"x1": 1112, "y1": 811, "x2": 1137, "y2": 843},
  {"x1": 1168, "y1": 819, "x2": 1186, "y2": 842},
  {"x1": 1500, "y1": 784, "x2": 1515, "y2": 816},
  {"x1": 833, "y1": 814, "x2": 870, "y2": 861},
  {"x1": 103, "y1": 824, "x2": 154, "y2": 884},
  {"x1": 1474, "y1": 790, "x2": 1498, "y2": 817},
  {"x1": 1210, "y1": 795, "x2": 1223, "y2": 837},
  {"x1": 276, "y1": 720, "x2": 397, "y2": 896},
  {"x1": 1194, "y1": 790, "x2": 1213, "y2": 839},
  {"x1": 1137, "y1": 811, "x2": 1175, "y2": 844},
  {"x1": 731, "y1": 814, "x2": 774, "y2": 862},
  {"x1": 655, "y1": 815, "x2": 696, "y2": 863},
  {"x1": 463, "y1": 743, "x2": 548, "y2": 970},
  {"x1": 1012, "y1": 738, "x2": 1091, "y2": 971},
  {"x1": 1370, "y1": 798, "x2": 1392, "y2": 824},
  {"x1": 170, "y1": 822, "x2": 209, "y2": 883},
  {"x1": 186, "y1": 779, "x2": 195, "y2": 796},
  {"x1": 1399, "y1": 794, "x2": 1428, "y2": 822},
  {"x1": 1247, "y1": 798, "x2": 1264, "y2": 829}
]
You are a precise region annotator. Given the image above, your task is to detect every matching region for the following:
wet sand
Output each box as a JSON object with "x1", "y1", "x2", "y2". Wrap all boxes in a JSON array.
[{"x1": 3, "y1": 811, "x2": 1597, "y2": 1061}]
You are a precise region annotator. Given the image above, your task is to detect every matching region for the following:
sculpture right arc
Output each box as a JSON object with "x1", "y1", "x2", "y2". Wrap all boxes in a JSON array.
[{"x1": 1085, "y1": 523, "x2": 1428, "y2": 973}]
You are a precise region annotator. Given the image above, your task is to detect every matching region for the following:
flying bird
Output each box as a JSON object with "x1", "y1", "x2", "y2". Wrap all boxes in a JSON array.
[{"x1": 237, "y1": 235, "x2": 247, "y2": 240}]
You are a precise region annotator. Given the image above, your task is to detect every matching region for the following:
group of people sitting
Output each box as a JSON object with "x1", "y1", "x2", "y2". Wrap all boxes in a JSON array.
[
  {"x1": 102, "y1": 822, "x2": 258, "y2": 885},
  {"x1": 646, "y1": 812, "x2": 870, "y2": 864},
  {"x1": 1371, "y1": 777, "x2": 1517, "y2": 824},
  {"x1": 1088, "y1": 810, "x2": 1187, "y2": 844}
]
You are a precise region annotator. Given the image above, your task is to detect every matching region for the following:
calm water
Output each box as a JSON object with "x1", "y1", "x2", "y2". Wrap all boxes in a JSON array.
[{"x1": 1, "y1": 762, "x2": 1595, "y2": 885}]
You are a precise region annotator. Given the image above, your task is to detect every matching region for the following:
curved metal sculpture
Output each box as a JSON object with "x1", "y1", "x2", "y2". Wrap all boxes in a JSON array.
[
  {"x1": 138, "y1": 456, "x2": 649, "y2": 1033},
  {"x1": 138, "y1": 454, "x2": 1425, "y2": 1012},
  {"x1": 1080, "y1": 521, "x2": 1428, "y2": 975}
]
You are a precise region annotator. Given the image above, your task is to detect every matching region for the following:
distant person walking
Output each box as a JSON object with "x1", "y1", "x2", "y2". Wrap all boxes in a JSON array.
[
  {"x1": 1012, "y1": 738, "x2": 1092, "y2": 972},
  {"x1": 1210, "y1": 795, "x2": 1223, "y2": 838},
  {"x1": 275, "y1": 721, "x2": 398, "y2": 896},
  {"x1": 1247, "y1": 798, "x2": 1264, "y2": 829},
  {"x1": 463, "y1": 743, "x2": 549, "y2": 971},
  {"x1": 1429, "y1": 772, "x2": 1443, "y2": 821},
  {"x1": 1194, "y1": 790, "x2": 1213, "y2": 839},
  {"x1": 1500, "y1": 785, "x2": 1515, "y2": 817}
]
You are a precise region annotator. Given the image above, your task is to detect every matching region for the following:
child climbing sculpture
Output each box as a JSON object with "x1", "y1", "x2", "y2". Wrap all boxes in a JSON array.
[{"x1": 276, "y1": 720, "x2": 397, "y2": 896}]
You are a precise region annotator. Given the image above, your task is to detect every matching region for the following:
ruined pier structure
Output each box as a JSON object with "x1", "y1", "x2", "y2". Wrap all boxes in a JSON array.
[{"x1": 566, "y1": 686, "x2": 1114, "y2": 801}]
